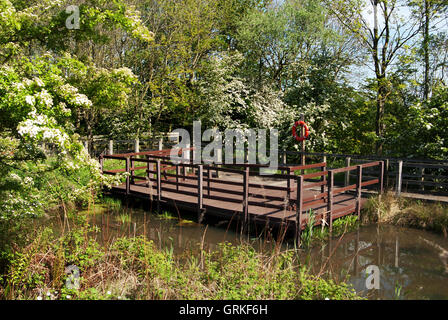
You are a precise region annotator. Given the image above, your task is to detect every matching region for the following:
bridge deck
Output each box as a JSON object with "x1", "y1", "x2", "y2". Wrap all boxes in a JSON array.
[{"x1": 101, "y1": 148, "x2": 382, "y2": 243}]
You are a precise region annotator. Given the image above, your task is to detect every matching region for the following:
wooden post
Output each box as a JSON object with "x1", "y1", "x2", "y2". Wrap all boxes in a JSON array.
[
  {"x1": 216, "y1": 148, "x2": 222, "y2": 178},
  {"x1": 158, "y1": 137, "x2": 163, "y2": 151},
  {"x1": 125, "y1": 157, "x2": 130, "y2": 195},
  {"x1": 197, "y1": 165, "x2": 204, "y2": 223},
  {"x1": 356, "y1": 165, "x2": 363, "y2": 218},
  {"x1": 327, "y1": 170, "x2": 334, "y2": 234},
  {"x1": 243, "y1": 167, "x2": 250, "y2": 227},
  {"x1": 379, "y1": 161, "x2": 384, "y2": 194},
  {"x1": 109, "y1": 140, "x2": 114, "y2": 155},
  {"x1": 385, "y1": 159, "x2": 390, "y2": 188},
  {"x1": 396, "y1": 160, "x2": 403, "y2": 197},
  {"x1": 99, "y1": 156, "x2": 104, "y2": 172},
  {"x1": 420, "y1": 167, "x2": 425, "y2": 191},
  {"x1": 287, "y1": 167, "x2": 292, "y2": 202},
  {"x1": 321, "y1": 158, "x2": 327, "y2": 197},
  {"x1": 176, "y1": 165, "x2": 179, "y2": 191},
  {"x1": 282, "y1": 149, "x2": 287, "y2": 174},
  {"x1": 135, "y1": 137, "x2": 140, "y2": 154},
  {"x1": 156, "y1": 160, "x2": 161, "y2": 212},
  {"x1": 300, "y1": 113, "x2": 305, "y2": 174},
  {"x1": 207, "y1": 167, "x2": 211, "y2": 198},
  {"x1": 295, "y1": 175, "x2": 304, "y2": 247},
  {"x1": 130, "y1": 157, "x2": 135, "y2": 185},
  {"x1": 146, "y1": 156, "x2": 151, "y2": 188},
  {"x1": 345, "y1": 157, "x2": 351, "y2": 187}
]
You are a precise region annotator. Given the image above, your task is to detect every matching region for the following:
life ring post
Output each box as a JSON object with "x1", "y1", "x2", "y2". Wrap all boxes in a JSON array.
[{"x1": 291, "y1": 114, "x2": 309, "y2": 172}]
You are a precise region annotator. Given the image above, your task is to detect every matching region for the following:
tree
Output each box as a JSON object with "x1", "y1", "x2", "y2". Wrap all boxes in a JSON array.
[
  {"x1": 0, "y1": 0, "x2": 153, "y2": 218},
  {"x1": 326, "y1": 0, "x2": 422, "y2": 154},
  {"x1": 409, "y1": 0, "x2": 448, "y2": 99}
]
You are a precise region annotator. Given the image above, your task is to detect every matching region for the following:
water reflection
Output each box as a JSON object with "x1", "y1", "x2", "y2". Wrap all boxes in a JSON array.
[
  {"x1": 304, "y1": 225, "x2": 448, "y2": 300},
  {"x1": 79, "y1": 207, "x2": 448, "y2": 300}
]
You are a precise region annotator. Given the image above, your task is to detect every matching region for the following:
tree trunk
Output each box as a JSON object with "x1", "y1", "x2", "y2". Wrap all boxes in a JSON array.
[
  {"x1": 423, "y1": 0, "x2": 430, "y2": 100},
  {"x1": 376, "y1": 82, "x2": 387, "y2": 155}
]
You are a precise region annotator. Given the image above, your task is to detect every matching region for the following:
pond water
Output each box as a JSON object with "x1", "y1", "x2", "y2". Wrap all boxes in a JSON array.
[{"x1": 60, "y1": 204, "x2": 448, "y2": 300}]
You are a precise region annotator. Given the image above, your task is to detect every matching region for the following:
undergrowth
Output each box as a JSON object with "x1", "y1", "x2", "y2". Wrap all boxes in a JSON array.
[
  {"x1": 0, "y1": 212, "x2": 361, "y2": 300},
  {"x1": 363, "y1": 192, "x2": 448, "y2": 235}
]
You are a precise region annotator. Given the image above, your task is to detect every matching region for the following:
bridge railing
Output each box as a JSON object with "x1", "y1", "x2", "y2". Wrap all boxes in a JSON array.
[{"x1": 294, "y1": 161, "x2": 384, "y2": 244}]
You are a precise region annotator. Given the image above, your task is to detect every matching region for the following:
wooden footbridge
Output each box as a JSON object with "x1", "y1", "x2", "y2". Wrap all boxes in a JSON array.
[{"x1": 99, "y1": 148, "x2": 384, "y2": 245}]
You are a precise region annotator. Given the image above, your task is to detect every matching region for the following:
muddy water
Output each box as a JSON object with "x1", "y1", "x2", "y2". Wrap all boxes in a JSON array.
[{"x1": 79, "y1": 206, "x2": 448, "y2": 300}]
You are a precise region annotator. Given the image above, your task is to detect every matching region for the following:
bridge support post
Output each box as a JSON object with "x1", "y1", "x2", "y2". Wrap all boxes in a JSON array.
[
  {"x1": 197, "y1": 165, "x2": 204, "y2": 223},
  {"x1": 356, "y1": 165, "x2": 363, "y2": 219},
  {"x1": 385, "y1": 159, "x2": 390, "y2": 188},
  {"x1": 242, "y1": 167, "x2": 250, "y2": 230},
  {"x1": 287, "y1": 167, "x2": 292, "y2": 204},
  {"x1": 156, "y1": 160, "x2": 161, "y2": 213},
  {"x1": 207, "y1": 167, "x2": 211, "y2": 198},
  {"x1": 321, "y1": 158, "x2": 327, "y2": 198},
  {"x1": 327, "y1": 170, "x2": 334, "y2": 234},
  {"x1": 176, "y1": 165, "x2": 179, "y2": 191},
  {"x1": 379, "y1": 161, "x2": 384, "y2": 194},
  {"x1": 295, "y1": 175, "x2": 304, "y2": 248},
  {"x1": 109, "y1": 140, "x2": 113, "y2": 155},
  {"x1": 345, "y1": 157, "x2": 351, "y2": 187},
  {"x1": 396, "y1": 160, "x2": 403, "y2": 197},
  {"x1": 125, "y1": 157, "x2": 130, "y2": 195}
]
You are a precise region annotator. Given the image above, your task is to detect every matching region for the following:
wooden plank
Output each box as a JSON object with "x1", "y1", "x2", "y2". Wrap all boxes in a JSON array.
[
  {"x1": 302, "y1": 171, "x2": 328, "y2": 179},
  {"x1": 361, "y1": 179, "x2": 379, "y2": 187},
  {"x1": 403, "y1": 163, "x2": 448, "y2": 169},
  {"x1": 333, "y1": 184, "x2": 357, "y2": 195},
  {"x1": 288, "y1": 162, "x2": 327, "y2": 172},
  {"x1": 361, "y1": 161, "x2": 381, "y2": 168}
]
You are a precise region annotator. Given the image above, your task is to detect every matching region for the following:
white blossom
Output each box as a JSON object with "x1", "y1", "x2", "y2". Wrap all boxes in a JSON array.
[{"x1": 25, "y1": 95, "x2": 35, "y2": 106}]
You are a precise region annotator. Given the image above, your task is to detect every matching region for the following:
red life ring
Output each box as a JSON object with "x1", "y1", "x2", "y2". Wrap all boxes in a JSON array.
[{"x1": 292, "y1": 121, "x2": 310, "y2": 142}]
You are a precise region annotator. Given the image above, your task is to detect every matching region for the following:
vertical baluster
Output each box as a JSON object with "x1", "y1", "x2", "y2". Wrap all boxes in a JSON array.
[
  {"x1": 327, "y1": 170, "x2": 334, "y2": 234},
  {"x1": 356, "y1": 165, "x2": 363, "y2": 218},
  {"x1": 197, "y1": 165, "x2": 204, "y2": 223},
  {"x1": 295, "y1": 175, "x2": 304, "y2": 247},
  {"x1": 125, "y1": 157, "x2": 130, "y2": 195}
]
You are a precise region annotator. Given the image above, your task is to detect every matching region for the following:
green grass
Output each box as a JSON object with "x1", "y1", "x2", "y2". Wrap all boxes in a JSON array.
[
  {"x1": 301, "y1": 214, "x2": 360, "y2": 246},
  {"x1": 117, "y1": 213, "x2": 132, "y2": 224}
]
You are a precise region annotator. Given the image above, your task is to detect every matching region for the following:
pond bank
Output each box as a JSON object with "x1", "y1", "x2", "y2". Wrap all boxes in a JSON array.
[{"x1": 363, "y1": 192, "x2": 448, "y2": 235}]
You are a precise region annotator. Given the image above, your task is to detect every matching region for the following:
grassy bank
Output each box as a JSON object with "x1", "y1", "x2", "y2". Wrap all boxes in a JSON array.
[
  {"x1": 0, "y1": 210, "x2": 361, "y2": 300},
  {"x1": 362, "y1": 192, "x2": 448, "y2": 235}
]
